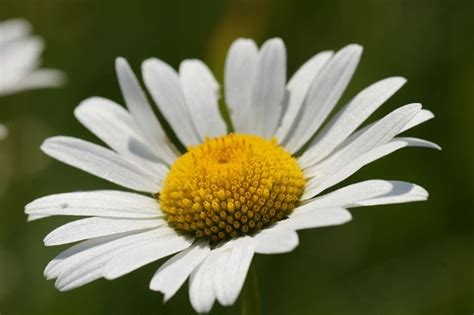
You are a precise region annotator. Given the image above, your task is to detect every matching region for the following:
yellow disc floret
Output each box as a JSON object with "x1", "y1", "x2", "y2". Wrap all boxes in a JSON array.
[{"x1": 159, "y1": 134, "x2": 305, "y2": 242}]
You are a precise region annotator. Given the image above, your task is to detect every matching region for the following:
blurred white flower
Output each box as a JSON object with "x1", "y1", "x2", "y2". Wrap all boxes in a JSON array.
[
  {"x1": 0, "y1": 18, "x2": 65, "y2": 142},
  {"x1": 0, "y1": 18, "x2": 65, "y2": 96},
  {"x1": 26, "y1": 38, "x2": 439, "y2": 313},
  {"x1": 0, "y1": 123, "x2": 7, "y2": 140}
]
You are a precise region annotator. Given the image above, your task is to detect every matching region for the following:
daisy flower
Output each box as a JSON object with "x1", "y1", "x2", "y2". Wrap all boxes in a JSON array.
[
  {"x1": 26, "y1": 38, "x2": 439, "y2": 313},
  {"x1": 0, "y1": 18, "x2": 65, "y2": 139},
  {"x1": 0, "y1": 123, "x2": 7, "y2": 140},
  {"x1": 0, "y1": 18, "x2": 65, "y2": 96}
]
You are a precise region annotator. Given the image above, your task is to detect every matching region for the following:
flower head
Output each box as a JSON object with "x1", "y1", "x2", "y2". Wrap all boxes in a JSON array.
[
  {"x1": 0, "y1": 18, "x2": 66, "y2": 139},
  {"x1": 160, "y1": 134, "x2": 306, "y2": 241},
  {"x1": 26, "y1": 38, "x2": 438, "y2": 313},
  {"x1": 0, "y1": 18, "x2": 65, "y2": 96}
]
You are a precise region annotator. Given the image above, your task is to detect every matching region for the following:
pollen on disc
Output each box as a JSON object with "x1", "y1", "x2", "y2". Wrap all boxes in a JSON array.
[{"x1": 159, "y1": 134, "x2": 306, "y2": 242}]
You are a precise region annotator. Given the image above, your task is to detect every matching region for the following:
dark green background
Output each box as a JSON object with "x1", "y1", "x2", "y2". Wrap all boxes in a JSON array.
[{"x1": 1, "y1": 0, "x2": 473, "y2": 314}]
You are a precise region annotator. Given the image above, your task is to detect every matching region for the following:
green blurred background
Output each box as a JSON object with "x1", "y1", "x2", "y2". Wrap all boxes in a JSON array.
[{"x1": 1, "y1": 0, "x2": 473, "y2": 314}]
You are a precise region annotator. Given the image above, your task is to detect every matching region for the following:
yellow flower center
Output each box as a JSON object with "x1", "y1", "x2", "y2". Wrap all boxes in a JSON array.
[{"x1": 159, "y1": 134, "x2": 305, "y2": 242}]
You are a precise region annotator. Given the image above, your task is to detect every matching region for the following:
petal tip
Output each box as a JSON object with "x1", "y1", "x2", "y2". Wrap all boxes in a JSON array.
[
  {"x1": 345, "y1": 43, "x2": 364, "y2": 54},
  {"x1": 115, "y1": 56, "x2": 126, "y2": 65}
]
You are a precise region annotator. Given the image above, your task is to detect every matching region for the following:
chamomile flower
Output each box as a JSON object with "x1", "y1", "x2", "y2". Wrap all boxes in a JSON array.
[
  {"x1": 0, "y1": 18, "x2": 65, "y2": 138},
  {"x1": 26, "y1": 38, "x2": 439, "y2": 313},
  {"x1": 0, "y1": 124, "x2": 7, "y2": 140},
  {"x1": 0, "y1": 18, "x2": 64, "y2": 96}
]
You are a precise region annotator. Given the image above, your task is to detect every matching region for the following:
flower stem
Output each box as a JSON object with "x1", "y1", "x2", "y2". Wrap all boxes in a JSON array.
[{"x1": 240, "y1": 263, "x2": 261, "y2": 315}]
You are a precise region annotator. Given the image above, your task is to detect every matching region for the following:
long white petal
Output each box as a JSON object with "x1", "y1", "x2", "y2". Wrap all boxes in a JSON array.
[
  {"x1": 51, "y1": 229, "x2": 164, "y2": 290},
  {"x1": 352, "y1": 183, "x2": 428, "y2": 206},
  {"x1": 27, "y1": 214, "x2": 49, "y2": 221},
  {"x1": 56, "y1": 227, "x2": 175, "y2": 291},
  {"x1": 253, "y1": 227, "x2": 299, "y2": 254},
  {"x1": 103, "y1": 230, "x2": 193, "y2": 279},
  {"x1": 328, "y1": 108, "x2": 435, "y2": 156},
  {"x1": 0, "y1": 19, "x2": 31, "y2": 45},
  {"x1": 299, "y1": 180, "x2": 428, "y2": 212},
  {"x1": 115, "y1": 58, "x2": 178, "y2": 165},
  {"x1": 44, "y1": 217, "x2": 164, "y2": 246},
  {"x1": 74, "y1": 97, "x2": 167, "y2": 173},
  {"x1": 400, "y1": 109, "x2": 434, "y2": 133},
  {"x1": 224, "y1": 38, "x2": 258, "y2": 133},
  {"x1": 250, "y1": 38, "x2": 286, "y2": 138},
  {"x1": 25, "y1": 190, "x2": 161, "y2": 220},
  {"x1": 302, "y1": 137, "x2": 432, "y2": 199},
  {"x1": 0, "y1": 36, "x2": 43, "y2": 84},
  {"x1": 276, "y1": 51, "x2": 333, "y2": 142},
  {"x1": 189, "y1": 247, "x2": 223, "y2": 313},
  {"x1": 299, "y1": 77, "x2": 407, "y2": 167},
  {"x1": 45, "y1": 232, "x2": 135, "y2": 280},
  {"x1": 179, "y1": 59, "x2": 227, "y2": 139},
  {"x1": 41, "y1": 136, "x2": 162, "y2": 193},
  {"x1": 189, "y1": 237, "x2": 256, "y2": 313},
  {"x1": 213, "y1": 236, "x2": 255, "y2": 306},
  {"x1": 304, "y1": 103, "x2": 421, "y2": 178},
  {"x1": 142, "y1": 58, "x2": 201, "y2": 146},
  {"x1": 284, "y1": 44, "x2": 363, "y2": 153},
  {"x1": 394, "y1": 137, "x2": 441, "y2": 150},
  {"x1": 279, "y1": 207, "x2": 352, "y2": 230},
  {"x1": 150, "y1": 240, "x2": 210, "y2": 302},
  {"x1": 5, "y1": 69, "x2": 65, "y2": 94}
]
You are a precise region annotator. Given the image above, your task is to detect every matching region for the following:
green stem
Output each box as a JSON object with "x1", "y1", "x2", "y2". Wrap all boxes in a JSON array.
[{"x1": 240, "y1": 263, "x2": 261, "y2": 315}]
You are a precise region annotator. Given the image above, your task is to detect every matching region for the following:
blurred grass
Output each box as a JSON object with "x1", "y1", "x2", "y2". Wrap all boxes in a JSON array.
[{"x1": 1, "y1": 0, "x2": 473, "y2": 314}]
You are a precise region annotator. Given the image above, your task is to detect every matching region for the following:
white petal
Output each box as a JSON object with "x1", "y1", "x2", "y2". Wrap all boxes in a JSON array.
[
  {"x1": 103, "y1": 230, "x2": 193, "y2": 280},
  {"x1": 179, "y1": 59, "x2": 227, "y2": 139},
  {"x1": 301, "y1": 106, "x2": 438, "y2": 199},
  {"x1": 284, "y1": 44, "x2": 363, "y2": 153},
  {"x1": 253, "y1": 227, "x2": 299, "y2": 254},
  {"x1": 115, "y1": 58, "x2": 178, "y2": 165},
  {"x1": 299, "y1": 180, "x2": 428, "y2": 212},
  {"x1": 189, "y1": 247, "x2": 224, "y2": 313},
  {"x1": 304, "y1": 103, "x2": 421, "y2": 178},
  {"x1": 25, "y1": 190, "x2": 161, "y2": 220},
  {"x1": 250, "y1": 38, "x2": 287, "y2": 138},
  {"x1": 54, "y1": 228, "x2": 179, "y2": 291},
  {"x1": 50, "y1": 229, "x2": 163, "y2": 290},
  {"x1": 45, "y1": 232, "x2": 133, "y2": 280},
  {"x1": 41, "y1": 136, "x2": 162, "y2": 193},
  {"x1": 74, "y1": 97, "x2": 168, "y2": 173},
  {"x1": 0, "y1": 36, "x2": 43, "y2": 84},
  {"x1": 400, "y1": 109, "x2": 435, "y2": 133},
  {"x1": 142, "y1": 58, "x2": 201, "y2": 146},
  {"x1": 328, "y1": 107, "x2": 435, "y2": 156},
  {"x1": 394, "y1": 137, "x2": 441, "y2": 150},
  {"x1": 5, "y1": 69, "x2": 65, "y2": 94},
  {"x1": 0, "y1": 123, "x2": 8, "y2": 140},
  {"x1": 352, "y1": 182, "x2": 428, "y2": 207},
  {"x1": 150, "y1": 240, "x2": 210, "y2": 302},
  {"x1": 302, "y1": 138, "x2": 429, "y2": 199},
  {"x1": 27, "y1": 214, "x2": 49, "y2": 221},
  {"x1": 275, "y1": 51, "x2": 333, "y2": 142},
  {"x1": 44, "y1": 217, "x2": 164, "y2": 246},
  {"x1": 279, "y1": 207, "x2": 352, "y2": 230},
  {"x1": 224, "y1": 38, "x2": 258, "y2": 133},
  {"x1": 299, "y1": 77, "x2": 407, "y2": 167},
  {"x1": 0, "y1": 19, "x2": 31, "y2": 45},
  {"x1": 214, "y1": 236, "x2": 255, "y2": 306}
]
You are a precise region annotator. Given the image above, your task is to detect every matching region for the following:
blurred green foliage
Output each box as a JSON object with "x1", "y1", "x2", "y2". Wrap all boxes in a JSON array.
[{"x1": 0, "y1": 0, "x2": 473, "y2": 314}]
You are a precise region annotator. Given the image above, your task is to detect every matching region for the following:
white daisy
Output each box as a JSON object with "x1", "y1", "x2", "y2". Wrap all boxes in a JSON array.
[
  {"x1": 0, "y1": 18, "x2": 66, "y2": 139},
  {"x1": 0, "y1": 123, "x2": 7, "y2": 140},
  {"x1": 0, "y1": 18, "x2": 65, "y2": 96},
  {"x1": 25, "y1": 38, "x2": 439, "y2": 313}
]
